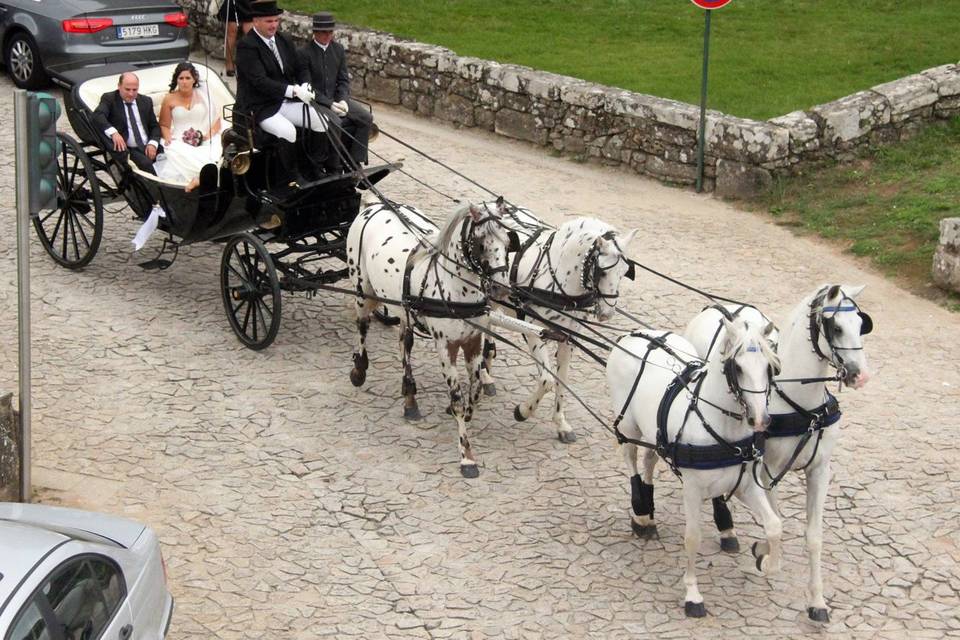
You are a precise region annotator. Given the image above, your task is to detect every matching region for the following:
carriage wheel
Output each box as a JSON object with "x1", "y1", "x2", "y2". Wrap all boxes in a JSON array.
[
  {"x1": 220, "y1": 233, "x2": 282, "y2": 350},
  {"x1": 32, "y1": 132, "x2": 103, "y2": 269}
]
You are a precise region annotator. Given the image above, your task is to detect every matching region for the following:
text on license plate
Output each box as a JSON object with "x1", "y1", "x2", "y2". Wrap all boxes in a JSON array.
[{"x1": 117, "y1": 25, "x2": 159, "y2": 39}]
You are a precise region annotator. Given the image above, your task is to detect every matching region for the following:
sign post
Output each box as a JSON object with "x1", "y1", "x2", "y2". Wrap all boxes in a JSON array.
[{"x1": 690, "y1": 0, "x2": 732, "y2": 192}]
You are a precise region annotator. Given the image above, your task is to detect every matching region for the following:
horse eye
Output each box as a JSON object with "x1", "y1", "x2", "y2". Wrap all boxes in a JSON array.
[{"x1": 833, "y1": 325, "x2": 843, "y2": 335}]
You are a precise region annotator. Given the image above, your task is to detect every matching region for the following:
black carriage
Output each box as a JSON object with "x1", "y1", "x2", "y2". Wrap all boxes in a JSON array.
[{"x1": 38, "y1": 61, "x2": 397, "y2": 350}]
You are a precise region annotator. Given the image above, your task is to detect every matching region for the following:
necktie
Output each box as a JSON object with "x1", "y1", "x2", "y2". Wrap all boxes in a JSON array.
[
  {"x1": 267, "y1": 39, "x2": 283, "y2": 71},
  {"x1": 125, "y1": 102, "x2": 145, "y2": 148}
]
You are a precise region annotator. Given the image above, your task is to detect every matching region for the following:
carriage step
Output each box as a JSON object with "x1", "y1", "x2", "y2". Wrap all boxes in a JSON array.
[{"x1": 138, "y1": 258, "x2": 173, "y2": 271}]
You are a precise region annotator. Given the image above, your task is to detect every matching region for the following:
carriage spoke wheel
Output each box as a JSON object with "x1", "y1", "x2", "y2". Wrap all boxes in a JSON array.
[
  {"x1": 32, "y1": 132, "x2": 103, "y2": 269},
  {"x1": 220, "y1": 233, "x2": 282, "y2": 350}
]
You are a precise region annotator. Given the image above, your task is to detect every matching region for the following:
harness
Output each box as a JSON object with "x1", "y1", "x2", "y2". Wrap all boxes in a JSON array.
[
  {"x1": 400, "y1": 216, "x2": 491, "y2": 320},
  {"x1": 611, "y1": 331, "x2": 763, "y2": 499},
  {"x1": 508, "y1": 229, "x2": 633, "y2": 315}
]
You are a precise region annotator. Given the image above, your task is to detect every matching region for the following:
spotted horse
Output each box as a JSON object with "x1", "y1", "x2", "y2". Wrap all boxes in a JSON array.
[
  {"x1": 345, "y1": 199, "x2": 518, "y2": 478},
  {"x1": 477, "y1": 201, "x2": 637, "y2": 443}
]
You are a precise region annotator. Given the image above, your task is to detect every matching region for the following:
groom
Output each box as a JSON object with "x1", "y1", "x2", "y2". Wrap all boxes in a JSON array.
[{"x1": 92, "y1": 72, "x2": 162, "y2": 174}]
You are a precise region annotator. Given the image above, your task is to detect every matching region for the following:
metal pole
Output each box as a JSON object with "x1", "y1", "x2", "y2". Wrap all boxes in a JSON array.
[
  {"x1": 696, "y1": 9, "x2": 712, "y2": 193},
  {"x1": 14, "y1": 90, "x2": 32, "y2": 503}
]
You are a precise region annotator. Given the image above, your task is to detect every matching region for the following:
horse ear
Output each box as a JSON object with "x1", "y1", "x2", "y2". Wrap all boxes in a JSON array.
[
  {"x1": 618, "y1": 228, "x2": 639, "y2": 247},
  {"x1": 763, "y1": 321, "x2": 777, "y2": 337},
  {"x1": 843, "y1": 284, "x2": 866, "y2": 299},
  {"x1": 496, "y1": 195, "x2": 504, "y2": 208},
  {"x1": 827, "y1": 284, "x2": 842, "y2": 301},
  {"x1": 467, "y1": 203, "x2": 483, "y2": 221}
]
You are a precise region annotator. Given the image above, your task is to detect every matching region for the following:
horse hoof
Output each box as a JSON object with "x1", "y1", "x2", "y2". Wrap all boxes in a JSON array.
[
  {"x1": 483, "y1": 383, "x2": 497, "y2": 397},
  {"x1": 513, "y1": 405, "x2": 527, "y2": 422},
  {"x1": 460, "y1": 464, "x2": 479, "y2": 479},
  {"x1": 720, "y1": 537, "x2": 740, "y2": 553},
  {"x1": 349, "y1": 368, "x2": 366, "y2": 387},
  {"x1": 557, "y1": 430, "x2": 577, "y2": 444},
  {"x1": 751, "y1": 542, "x2": 766, "y2": 572},
  {"x1": 807, "y1": 607, "x2": 830, "y2": 623},
  {"x1": 684, "y1": 601, "x2": 707, "y2": 618},
  {"x1": 403, "y1": 406, "x2": 422, "y2": 421},
  {"x1": 630, "y1": 520, "x2": 657, "y2": 539}
]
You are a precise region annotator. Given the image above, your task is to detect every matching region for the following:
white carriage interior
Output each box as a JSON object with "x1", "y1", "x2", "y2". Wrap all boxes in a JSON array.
[{"x1": 76, "y1": 62, "x2": 235, "y2": 188}]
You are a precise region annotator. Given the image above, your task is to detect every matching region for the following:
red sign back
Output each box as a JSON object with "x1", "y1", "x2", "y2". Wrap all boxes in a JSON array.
[{"x1": 690, "y1": 0, "x2": 732, "y2": 8}]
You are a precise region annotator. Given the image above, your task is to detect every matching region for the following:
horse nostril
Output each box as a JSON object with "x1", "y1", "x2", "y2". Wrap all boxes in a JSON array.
[{"x1": 747, "y1": 416, "x2": 756, "y2": 427}]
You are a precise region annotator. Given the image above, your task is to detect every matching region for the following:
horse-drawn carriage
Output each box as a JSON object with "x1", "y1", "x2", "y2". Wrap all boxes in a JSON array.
[{"x1": 37, "y1": 61, "x2": 398, "y2": 349}]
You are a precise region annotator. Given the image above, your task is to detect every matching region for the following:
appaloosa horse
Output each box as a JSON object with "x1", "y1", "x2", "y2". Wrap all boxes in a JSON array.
[
  {"x1": 346, "y1": 200, "x2": 517, "y2": 478},
  {"x1": 478, "y1": 201, "x2": 637, "y2": 443},
  {"x1": 684, "y1": 284, "x2": 872, "y2": 622},
  {"x1": 606, "y1": 317, "x2": 781, "y2": 617}
]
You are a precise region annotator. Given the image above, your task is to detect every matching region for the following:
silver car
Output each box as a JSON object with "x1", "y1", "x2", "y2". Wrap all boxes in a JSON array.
[
  {"x1": 0, "y1": 503, "x2": 173, "y2": 639},
  {"x1": 0, "y1": 0, "x2": 190, "y2": 89}
]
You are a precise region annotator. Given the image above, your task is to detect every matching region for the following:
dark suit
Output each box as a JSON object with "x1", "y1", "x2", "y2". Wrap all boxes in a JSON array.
[
  {"x1": 300, "y1": 39, "x2": 372, "y2": 166},
  {"x1": 235, "y1": 29, "x2": 307, "y2": 124},
  {"x1": 92, "y1": 91, "x2": 162, "y2": 174}
]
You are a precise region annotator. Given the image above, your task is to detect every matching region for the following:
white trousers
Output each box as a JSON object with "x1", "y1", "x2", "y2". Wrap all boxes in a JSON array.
[{"x1": 259, "y1": 100, "x2": 328, "y2": 143}]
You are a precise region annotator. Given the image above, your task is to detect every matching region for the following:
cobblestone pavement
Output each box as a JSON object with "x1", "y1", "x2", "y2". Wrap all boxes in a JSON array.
[{"x1": 1, "y1": 65, "x2": 958, "y2": 639}]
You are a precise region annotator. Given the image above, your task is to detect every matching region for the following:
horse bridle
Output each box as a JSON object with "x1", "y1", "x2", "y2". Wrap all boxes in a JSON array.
[
  {"x1": 808, "y1": 286, "x2": 873, "y2": 377},
  {"x1": 569, "y1": 231, "x2": 636, "y2": 314},
  {"x1": 460, "y1": 213, "x2": 520, "y2": 284}
]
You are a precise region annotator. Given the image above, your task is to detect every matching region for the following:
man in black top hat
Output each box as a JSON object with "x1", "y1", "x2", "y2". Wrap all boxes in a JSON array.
[
  {"x1": 300, "y1": 11, "x2": 373, "y2": 169},
  {"x1": 235, "y1": 0, "x2": 326, "y2": 187}
]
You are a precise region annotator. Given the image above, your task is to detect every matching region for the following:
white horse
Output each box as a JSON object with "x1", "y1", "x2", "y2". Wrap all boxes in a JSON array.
[
  {"x1": 479, "y1": 201, "x2": 637, "y2": 442},
  {"x1": 606, "y1": 317, "x2": 781, "y2": 617},
  {"x1": 346, "y1": 200, "x2": 516, "y2": 478},
  {"x1": 684, "y1": 284, "x2": 872, "y2": 622}
]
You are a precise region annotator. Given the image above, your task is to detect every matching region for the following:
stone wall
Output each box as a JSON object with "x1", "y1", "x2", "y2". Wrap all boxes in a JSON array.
[{"x1": 184, "y1": 2, "x2": 960, "y2": 197}]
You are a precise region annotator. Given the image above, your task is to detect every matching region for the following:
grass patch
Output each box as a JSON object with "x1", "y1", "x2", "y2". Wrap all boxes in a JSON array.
[
  {"x1": 757, "y1": 117, "x2": 960, "y2": 307},
  {"x1": 285, "y1": 0, "x2": 960, "y2": 120}
]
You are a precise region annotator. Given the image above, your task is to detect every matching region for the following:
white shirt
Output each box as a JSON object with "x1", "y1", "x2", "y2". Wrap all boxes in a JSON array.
[{"x1": 104, "y1": 98, "x2": 157, "y2": 149}]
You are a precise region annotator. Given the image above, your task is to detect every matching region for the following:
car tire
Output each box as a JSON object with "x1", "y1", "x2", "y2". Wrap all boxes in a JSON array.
[{"x1": 5, "y1": 31, "x2": 50, "y2": 90}]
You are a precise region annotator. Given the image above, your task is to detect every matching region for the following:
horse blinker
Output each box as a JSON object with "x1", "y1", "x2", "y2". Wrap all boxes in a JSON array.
[{"x1": 858, "y1": 311, "x2": 873, "y2": 335}]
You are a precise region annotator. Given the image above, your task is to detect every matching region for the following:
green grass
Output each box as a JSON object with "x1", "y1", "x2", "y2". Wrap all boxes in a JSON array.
[
  {"x1": 760, "y1": 117, "x2": 960, "y2": 306},
  {"x1": 284, "y1": 0, "x2": 960, "y2": 120}
]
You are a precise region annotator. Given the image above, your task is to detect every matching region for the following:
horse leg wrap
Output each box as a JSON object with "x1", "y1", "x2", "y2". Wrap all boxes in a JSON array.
[
  {"x1": 712, "y1": 497, "x2": 734, "y2": 532},
  {"x1": 630, "y1": 475, "x2": 654, "y2": 518},
  {"x1": 483, "y1": 340, "x2": 497, "y2": 360}
]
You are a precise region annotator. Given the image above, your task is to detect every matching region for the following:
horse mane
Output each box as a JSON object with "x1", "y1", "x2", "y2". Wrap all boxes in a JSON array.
[
  {"x1": 722, "y1": 319, "x2": 781, "y2": 371},
  {"x1": 411, "y1": 202, "x2": 473, "y2": 265}
]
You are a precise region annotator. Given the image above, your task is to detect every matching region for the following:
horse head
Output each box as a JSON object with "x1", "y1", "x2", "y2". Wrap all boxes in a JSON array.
[
  {"x1": 810, "y1": 284, "x2": 872, "y2": 389},
  {"x1": 718, "y1": 317, "x2": 780, "y2": 431},
  {"x1": 586, "y1": 227, "x2": 638, "y2": 321},
  {"x1": 464, "y1": 199, "x2": 518, "y2": 297}
]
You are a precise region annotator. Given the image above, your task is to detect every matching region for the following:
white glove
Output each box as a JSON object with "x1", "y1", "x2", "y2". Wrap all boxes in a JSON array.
[
  {"x1": 332, "y1": 100, "x2": 349, "y2": 116},
  {"x1": 293, "y1": 83, "x2": 315, "y2": 104}
]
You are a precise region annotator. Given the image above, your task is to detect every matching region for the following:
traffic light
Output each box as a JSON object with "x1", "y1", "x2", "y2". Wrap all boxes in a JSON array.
[{"x1": 26, "y1": 92, "x2": 61, "y2": 213}]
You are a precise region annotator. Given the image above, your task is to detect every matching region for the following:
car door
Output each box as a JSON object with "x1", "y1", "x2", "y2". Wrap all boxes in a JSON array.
[{"x1": 6, "y1": 555, "x2": 134, "y2": 640}]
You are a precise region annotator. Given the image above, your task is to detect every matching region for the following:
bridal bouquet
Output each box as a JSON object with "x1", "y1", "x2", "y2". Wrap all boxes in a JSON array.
[{"x1": 182, "y1": 127, "x2": 204, "y2": 147}]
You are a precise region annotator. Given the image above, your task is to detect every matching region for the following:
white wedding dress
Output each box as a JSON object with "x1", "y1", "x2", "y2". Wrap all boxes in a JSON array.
[{"x1": 156, "y1": 95, "x2": 223, "y2": 184}]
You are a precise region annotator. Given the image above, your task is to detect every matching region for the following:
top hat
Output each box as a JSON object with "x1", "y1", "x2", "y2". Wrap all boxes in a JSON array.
[
  {"x1": 312, "y1": 12, "x2": 335, "y2": 31},
  {"x1": 248, "y1": 0, "x2": 283, "y2": 17}
]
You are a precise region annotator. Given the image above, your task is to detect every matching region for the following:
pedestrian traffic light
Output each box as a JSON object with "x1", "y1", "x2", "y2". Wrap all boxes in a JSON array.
[{"x1": 26, "y1": 92, "x2": 61, "y2": 213}]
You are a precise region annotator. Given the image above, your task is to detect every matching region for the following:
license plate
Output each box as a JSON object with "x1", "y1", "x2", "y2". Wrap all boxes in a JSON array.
[{"x1": 117, "y1": 24, "x2": 159, "y2": 39}]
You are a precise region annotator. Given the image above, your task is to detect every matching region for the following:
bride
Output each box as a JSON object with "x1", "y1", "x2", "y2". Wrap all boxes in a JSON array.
[{"x1": 157, "y1": 62, "x2": 223, "y2": 190}]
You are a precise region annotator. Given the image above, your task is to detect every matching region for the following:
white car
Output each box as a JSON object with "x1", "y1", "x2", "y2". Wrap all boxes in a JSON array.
[{"x1": 0, "y1": 503, "x2": 173, "y2": 640}]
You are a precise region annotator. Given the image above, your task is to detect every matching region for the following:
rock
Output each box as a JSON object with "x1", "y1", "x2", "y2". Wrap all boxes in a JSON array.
[
  {"x1": 495, "y1": 108, "x2": 547, "y2": 145},
  {"x1": 715, "y1": 159, "x2": 773, "y2": 199},
  {"x1": 811, "y1": 90, "x2": 891, "y2": 145},
  {"x1": 933, "y1": 218, "x2": 960, "y2": 293}
]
